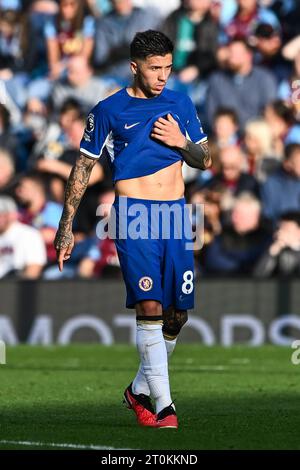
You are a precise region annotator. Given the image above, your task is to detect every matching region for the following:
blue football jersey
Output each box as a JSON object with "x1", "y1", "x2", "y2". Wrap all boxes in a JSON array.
[{"x1": 79, "y1": 87, "x2": 207, "y2": 183}]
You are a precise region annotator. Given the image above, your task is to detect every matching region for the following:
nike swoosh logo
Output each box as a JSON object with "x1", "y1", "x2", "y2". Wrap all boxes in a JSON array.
[{"x1": 124, "y1": 122, "x2": 140, "y2": 129}]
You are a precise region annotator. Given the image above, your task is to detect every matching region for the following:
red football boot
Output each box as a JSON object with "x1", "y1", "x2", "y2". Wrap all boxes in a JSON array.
[
  {"x1": 156, "y1": 404, "x2": 178, "y2": 429},
  {"x1": 123, "y1": 383, "x2": 157, "y2": 427}
]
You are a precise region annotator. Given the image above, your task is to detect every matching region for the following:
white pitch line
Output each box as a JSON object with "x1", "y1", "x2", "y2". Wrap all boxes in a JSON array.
[
  {"x1": 230, "y1": 358, "x2": 250, "y2": 365},
  {"x1": 172, "y1": 365, "x2": 229, "y2": 371},
  {"x1": 0, "y1": 440, "x2": 132, "y2": 450}
]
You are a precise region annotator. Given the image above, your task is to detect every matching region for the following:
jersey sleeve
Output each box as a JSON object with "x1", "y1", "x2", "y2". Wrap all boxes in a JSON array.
[
  {"x1": 183, "y1": 96, "x2": 208, "y2": 144},
  {"x1": 80, "y1": 102, "x2": 111, "y2": 159}
]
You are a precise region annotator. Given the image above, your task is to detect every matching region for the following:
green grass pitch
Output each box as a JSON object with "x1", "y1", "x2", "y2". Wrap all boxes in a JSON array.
[{"x1": 0, "y1": 345, "x2": 299, "y2": 450}]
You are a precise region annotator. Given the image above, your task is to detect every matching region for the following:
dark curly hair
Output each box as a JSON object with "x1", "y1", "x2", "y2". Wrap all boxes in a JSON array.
[{"x1": 130, "y1": 30, "x2": 173, "y2": 61}]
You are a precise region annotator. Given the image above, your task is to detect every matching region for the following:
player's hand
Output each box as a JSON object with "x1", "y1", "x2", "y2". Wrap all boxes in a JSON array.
[
  {"x1": 151, "y1": 114, "x2": 186, "y2": 149},
  {"x1": 54, "y1": 227, "x2": 74, "y2": 272}
]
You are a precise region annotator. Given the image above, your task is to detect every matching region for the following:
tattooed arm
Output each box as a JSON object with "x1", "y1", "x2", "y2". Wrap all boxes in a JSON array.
[
  {"x1": 54, "y1": 153, "x2": 98, "y2": 271},
  {"x1": 178, "y1": 138, "x2": 212, "y2": 170}
]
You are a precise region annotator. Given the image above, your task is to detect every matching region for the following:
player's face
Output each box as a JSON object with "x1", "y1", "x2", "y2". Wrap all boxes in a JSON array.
[{"x1": 131, "y1": 54, "x2": 173, "y2": 97}]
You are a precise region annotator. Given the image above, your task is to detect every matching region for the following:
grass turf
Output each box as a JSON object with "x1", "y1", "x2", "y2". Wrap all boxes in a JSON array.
[{"x1": 0, "y1": 345, "x2": 299, "y2": 450}]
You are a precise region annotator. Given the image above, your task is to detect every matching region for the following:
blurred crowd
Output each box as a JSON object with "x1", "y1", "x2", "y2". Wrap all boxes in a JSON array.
[{"x1": 1, "y1": 0, "x2": 300, "y2": 280}]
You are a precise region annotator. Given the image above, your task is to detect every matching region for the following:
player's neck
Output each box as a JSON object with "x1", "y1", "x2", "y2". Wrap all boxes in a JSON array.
[{"x1": 127, "y1": 84, "x2": 158, "y2": 100}]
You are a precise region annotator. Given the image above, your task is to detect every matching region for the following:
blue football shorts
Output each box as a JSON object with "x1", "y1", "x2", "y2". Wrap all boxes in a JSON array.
[{"x1": 112, "y1": 196, "x2": 195, "y2": 310}]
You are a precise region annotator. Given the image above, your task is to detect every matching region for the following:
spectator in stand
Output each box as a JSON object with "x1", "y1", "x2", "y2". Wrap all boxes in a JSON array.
[
  {"x1": 0, "y1": 9, "x2": 26, "y2": 110},
  {"x1": 207, "y1": 37, "x2": 277, "y2": 129},
  {"x1": 261, "y1": 143, "x2": 300, "y2": 223},
  {"x1": 43, "y1": 189, "x2": 118, "y2": 279},
  {"x1": 254, "y1": 211, "x2": 300, "y2": 277},
  {"x1": 203, "y1": 145, "x2": 260, "y2": 199},
  {"x1": 53, "y1": 189, "x2": 122, "y2": 279},
  {"x1": 0, "y1": 78, "x2": 22, "y2": 126},
  {"x1": 30, "y1": 98, "x2": 83, "y2": 165},
  {"x1": 0, "y1": 148, "x2": 15, "y2": 194},
  {"x1": 19, "y1": 99, "x2": 49, "y2": 167},
  {"x1": 272, "y1": 0, "x2": 300, "y2": 43},
  {"x1": 133, "y1": 0, "x2": 179, "y2": 20},
  {"x1": 94, "y1": 189, "x2": 120, "y2": 278},
  {"x1": 1, "y1": 99, "x2": 44, "y2": 173},
  {"x1": 195, "y1": 107, "x2": 240, "y2": 185},
  {"x1": 225, "y1": 0, "x2": 280, "y2": 42},
  {"x1": 210, "y1": 0, "x2": 237, "y2": 25},
  {"x1": 0, "y1": 103, "x2": 19, "y2": 157},
  {"x1": 212, "y1": 107, "x2": 240, "y2": 148},
  {"x1": 35, "y1": 115, "x2": 109, "y2": 234},
  {"x1": 0, "y1": 9, "x2": 24, "y2": 75},
  {"x1": 1, "y1": 2, "x2": 58, "y2": 110},
  {"x1": 0, "y1": 195, "x2": 46, "y2": 278},
  {"x1": 188, "y1": 185, "x2": 222, "y2": 264},
  {"x1": 204, "y1": 192, "x2": 272, "y2": 275},
  {"x1": 279, "y1": 36, "x2": 300, "y2": 120},
  {"x1": 162, "y1": 0, "x2": 219, "y2": 84},
  {"x1": 26, "y1": 0, "x2": 59, "y2": 78},
  {"x1": 0, "y1": 8, "x2": 40, "y2": 109},
  {"x1": 35, "y1": 115, "x2": 104, "y2": 202},
  {"x1": 51, "y1": 54, "x2": 111, "y2": 111},
  {"x1": 264, "y1": 100, "x2": 300, "y2": 158},
  {"x1": 250, "y1": 22, "x2": 290, "y2": 84},
  {"x1": 45, "y1": 0, "x2": 96, "y2": 80},
  {"x1": 43, "y1": 232, "x2": 101, "y2": 278},
  {"x1": 243, "y1": 118, "x2": 280, "y2": 182},
  {"x1": 15, "y1": 173, "x2": 62, "y2": 264},
  {"x1": 93, "y1": 0, "x2": 161, "y2": 82}
]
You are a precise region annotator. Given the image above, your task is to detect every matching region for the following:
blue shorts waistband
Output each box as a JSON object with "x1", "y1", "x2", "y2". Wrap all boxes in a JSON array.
[{"x1": 113, "y1": 195, "x2": 186, "y2": 206}]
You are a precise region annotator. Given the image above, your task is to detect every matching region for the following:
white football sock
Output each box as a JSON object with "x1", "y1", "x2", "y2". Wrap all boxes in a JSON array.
[
  {"x1": 136, "y1": 322, "x2": 172, "y2": 414},
  {"x1": 132, "y1": 336, "x2": 177, "y2": 397},
  {"x1": 132, "y1": 365, "x2": 149, "y2": 396},
  {"x1": 164, "y1": 337, "x2": 177, "y2": 358}
]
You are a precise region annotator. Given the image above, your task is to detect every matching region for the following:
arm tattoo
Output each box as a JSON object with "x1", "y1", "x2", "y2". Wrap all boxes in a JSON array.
[
  {"x1": 55, "y1": 154, "x2": 97, "y2": 249},
  {"x1": 179, "y1": 139, "x2": 212, "y2": 170},
  {"x1": 198, "y1": 140, "x2": 211, "y2": 169}
]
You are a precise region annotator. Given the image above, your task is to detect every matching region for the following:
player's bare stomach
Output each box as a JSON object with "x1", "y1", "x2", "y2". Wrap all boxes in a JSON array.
[{"x1": 115, "y1": 161, "x2": 185, "y2": 201}]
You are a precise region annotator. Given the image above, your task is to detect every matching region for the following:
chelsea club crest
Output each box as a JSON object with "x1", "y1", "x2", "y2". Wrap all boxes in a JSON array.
[
  {"x1": 86, "y1": 113, "x2": 95, "y2": 133},
  {"x1": 139, "y1": 277, "x2": 153, "y2": 291}
]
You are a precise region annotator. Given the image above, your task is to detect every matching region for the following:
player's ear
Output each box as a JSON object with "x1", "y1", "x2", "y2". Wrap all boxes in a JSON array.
[{"x1": 130, "y1": 61, "x2": 138, "y2": 76}]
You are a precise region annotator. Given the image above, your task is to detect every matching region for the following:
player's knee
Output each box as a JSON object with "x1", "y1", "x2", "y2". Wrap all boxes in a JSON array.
[
  {"x1": 136, "y1": 301, "x2": 163, "y2": 356},
  {"x1": 163, "y1": 309, "x2": 188, "y2": 339},
  {"x1": 136, "y1": 300, "x2": 162, "y2": 317}
]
